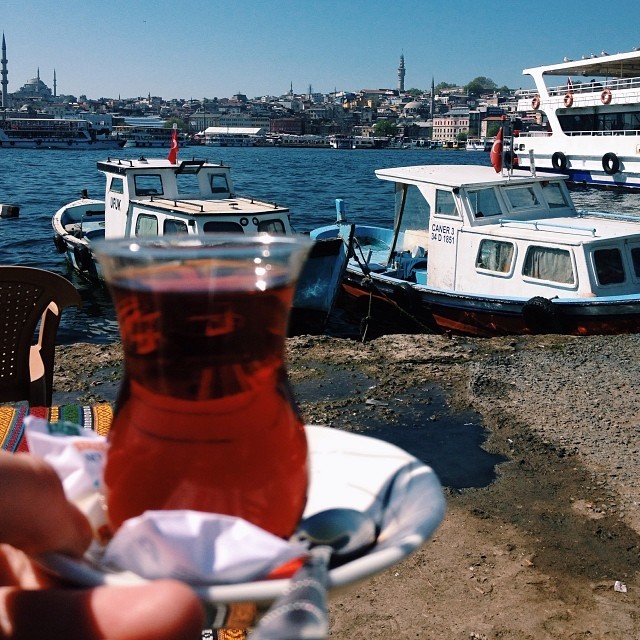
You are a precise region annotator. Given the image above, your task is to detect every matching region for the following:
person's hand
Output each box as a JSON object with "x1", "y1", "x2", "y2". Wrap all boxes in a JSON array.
[{"x1": 0, "y1": 451, "x2": 204, "y2": 639}]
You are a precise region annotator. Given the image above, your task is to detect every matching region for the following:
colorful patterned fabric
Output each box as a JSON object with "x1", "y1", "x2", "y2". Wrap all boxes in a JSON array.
[
  {"x1": 0, "y1": 402, "x2": 248, "y2": 638},
  {"x1": 0, "y1": 404, "x2": 114, "y2": 452}
]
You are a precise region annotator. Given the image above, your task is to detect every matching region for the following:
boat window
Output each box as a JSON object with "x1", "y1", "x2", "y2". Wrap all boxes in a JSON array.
[
  {"x1": 109, "y1": 177, "x2": 124, "y2": 194},
  {"x1": 257, "y1": 219, "x2": 287, "y2": 234},
  {"x1": 558, "y1": 110, "x2": 640, "y2": 135},
  {"x1": 523, "y1": 246, "x2": 574, "y2": 284},
  {"x1": 203, "y1": 221, "x2": 244, "y2": 233},
  {"x1": 135, "y1": 214, "x2": 159, "y2": 236},
  {"x1": 593, "y1": 248, "x2": 625, "y2": 285},
  {"x1": 541, "y1": 181, "x2": 569, "y2": 208},
  {"x1": 630, "y1": 247, "x2": 640, "y2": 278},
  {"x1": 176, "y1": 173, "x2": 200, "y2": 196},
  {"x1": 504, "y1": 186, "x2": 541, "y2": 210},
  {"x1": 435, "y1": 189, "x2": 458, "y2": 217},
  {"x1": 467, "y1": 188, "x2": 502, "y2": 218},
  {"x1": 163, "y1": 219, "x2": 188, "y2": 234},
  {"x1": 395, "y1": 185, "x2": 430, "y2": 231},
  {"x1": 134, "y1": 175, "x2": 163, "y2": 197},
  {"x1": 476, "y1": 239, "x2": 514, "y2": 273},
  {"x1": 210, "y1": 174, "x2": 230, "y2": 194}
]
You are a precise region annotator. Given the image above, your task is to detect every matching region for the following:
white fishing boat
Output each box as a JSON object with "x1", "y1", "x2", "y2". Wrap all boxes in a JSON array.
[
  {"x1": 0, "y1": 118, "x2": 125, "y2": 150},
  {"x1": 311, "y1": 163, "x2": 640, "y2": 338},
  {"x1": 515, "y1": 49, "x2": 640, "y2": 189},
  {"x1": 52, "y1": 154, "x2": 351, "y2": 335}
]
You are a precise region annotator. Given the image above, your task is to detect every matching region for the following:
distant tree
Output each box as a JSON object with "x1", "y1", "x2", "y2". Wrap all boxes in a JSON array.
[
  {"x1": 435, "y1": 82, "x2": 457, "y2": 93},
  {"x1": 456, "y1": 131, "x2": 468, "y2": 142},
  {"x1": 465, "y1": 76, "x2": 498, "y2": 97},
  {"x1": 373, "y1": 120, "x2": 398, "y2": 136},
  {"x1": 486, "y1": 122, "x2": 502, "y2": 137},
  {"x1": 164, "y1": 117, "x2": 188, "y2": 131},
  {"x1": 406, "y1": 88, "x2": 422, "y2": 96}
]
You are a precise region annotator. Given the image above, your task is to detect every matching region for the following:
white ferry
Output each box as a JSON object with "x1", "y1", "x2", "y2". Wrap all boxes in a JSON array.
[
  {"x1": 312, "y1": 164, "x2": 640, "y2": 338},
  {"x1": 0, "y1": 118, "x2": 125, "y2": 150},
  {"x1": 329, "y1": 134, "x2": 355, "y2": 149},
  {"x1": 112, "y1": 125, "x2": 188, "y2": 148},
  {"x1": 203, "y1": 127, "x2": 261, "y2": 147},
  {"x1": 465, "y1": 138, "x2": 491, "y2": 151},
  {"x1": 515, "y1": 49, "x2": 640, "y2": 189}
]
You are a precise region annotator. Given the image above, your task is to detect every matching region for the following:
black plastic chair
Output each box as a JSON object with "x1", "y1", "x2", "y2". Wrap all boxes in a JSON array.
[{"x1": 0, "y1": 267, "x2": 81, "y2": 406}]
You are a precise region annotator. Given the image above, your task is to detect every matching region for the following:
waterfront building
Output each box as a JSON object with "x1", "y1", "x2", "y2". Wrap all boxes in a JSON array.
[{"x1": 432, "y1": 107, "x2": 470, "y2": 143}]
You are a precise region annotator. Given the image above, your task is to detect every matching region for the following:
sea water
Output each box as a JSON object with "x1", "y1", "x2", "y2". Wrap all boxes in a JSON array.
[{"x1": 1, "y1": 146, "x2": 638, "y2": 344}]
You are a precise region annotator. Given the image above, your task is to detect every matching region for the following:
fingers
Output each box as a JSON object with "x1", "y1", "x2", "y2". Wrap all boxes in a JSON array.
[
  {"x1": 0, "y1": 452, "x2": 92, "y2": 557},
  {"x1": 1, "y1": 580, "x2": 204, "y2": 640}
]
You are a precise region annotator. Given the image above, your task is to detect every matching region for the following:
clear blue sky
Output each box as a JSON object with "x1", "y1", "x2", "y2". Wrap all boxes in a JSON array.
[{"x1": 2, "y1": 0, "x2": 639, "y2": 100}]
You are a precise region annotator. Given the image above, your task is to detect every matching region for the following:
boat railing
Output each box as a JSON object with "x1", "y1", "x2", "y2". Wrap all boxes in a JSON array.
[
  {"x1": 577, "y1": 210, "x2": 640, "y2": 223},
  {"x1": 149, "y1": 196, "x2": 205, "y2": 212},
  {"x1": 518, "y1": 128, "x2": 640, "y2": 138},
  {"x1": 519, "y1": 75, "x2": 640, "y2": 99},
  {"x1": 498, "y1": 218, "x2": 596, "y2": 236}
]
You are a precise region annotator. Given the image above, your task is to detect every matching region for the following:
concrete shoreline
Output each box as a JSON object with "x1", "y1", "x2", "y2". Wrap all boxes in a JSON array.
[{"x1": 53, "y1": 332, "x2": 640, "y2": 638}]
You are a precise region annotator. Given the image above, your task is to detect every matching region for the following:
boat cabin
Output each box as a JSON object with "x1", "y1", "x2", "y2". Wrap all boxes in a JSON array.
[
  {"x1": 326, "y1": 165, "x2": 640, "y2": 300},
  {"x1": 99, "y1": 157, "x2": 293, "y2": 240}
]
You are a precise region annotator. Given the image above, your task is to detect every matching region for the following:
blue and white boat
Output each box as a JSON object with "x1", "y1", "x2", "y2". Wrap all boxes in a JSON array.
[
  {"x1": 52, "y1": 155, "x2": 351, "y2": 335},
  {"x1": 312, "y1": 163, "x2": 640, "y2": 338}
]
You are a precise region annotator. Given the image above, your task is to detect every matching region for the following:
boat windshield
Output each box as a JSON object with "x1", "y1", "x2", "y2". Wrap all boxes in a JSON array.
[
  {"x1": 394, "y1": 185, "x2": 430, "y2": 231},
  {"x1": 541, "y1": 181, "x2": 569, "y2": 208},
  {"x1": 467, "y1": 188, "x2": 502, "y2": 218}
]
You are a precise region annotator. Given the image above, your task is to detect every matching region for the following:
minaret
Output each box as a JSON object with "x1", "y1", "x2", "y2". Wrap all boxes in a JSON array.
[
  {"x1": 430, "y1": 77, "x2": 436, "y2": 117},
  {"x1": 397, "y1": 54, "x2": 405, "y2": 93},
  {"x1": 1, "y1": 33, "x2": 9, "y2": 109},
  {"x1": 53, "y1": 69, "x2": 57, "y2": 97}
]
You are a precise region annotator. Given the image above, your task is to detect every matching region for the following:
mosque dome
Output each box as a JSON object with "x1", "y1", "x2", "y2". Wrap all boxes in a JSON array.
[{"x1": 403, "y1": 100, "x2": 423, "y2": 113}]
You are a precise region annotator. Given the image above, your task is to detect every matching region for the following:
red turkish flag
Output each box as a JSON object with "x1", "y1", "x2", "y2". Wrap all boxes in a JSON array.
[
  {"x1": 490, "y1": 127, "x2": 503, "y2": 173},
  {"x1": 167, "y1": 126, "x2": 178, "y2": 164}
]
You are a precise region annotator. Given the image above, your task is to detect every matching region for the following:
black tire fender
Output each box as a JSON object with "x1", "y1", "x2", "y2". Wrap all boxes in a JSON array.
[
  {"x1": 53, "y1": 234, "x2": 67, "y2": 253},
  {"x1": 522, "y1": 296, "x2": 563, "y2": 334},
  {"x1": 392, "y1": 282, "x2": 419, "y2": 312},
  {"x1": 551, "y1": 151, "x2": 568, "y2": 172},
  {"x1": 73, "y1": 245, "x2": 93, "y2": 271},
  {"x1": 602, "y1": 152, "x2": 620, "y2": 175},
  {"x1": 503, "y1": 148, "x2": 517, "y2": 170}
]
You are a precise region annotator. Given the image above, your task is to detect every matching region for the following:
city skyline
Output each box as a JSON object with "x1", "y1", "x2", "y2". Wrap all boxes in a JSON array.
[{"x1": 2, "y1": 0, "x2": 640, "y2": 101}]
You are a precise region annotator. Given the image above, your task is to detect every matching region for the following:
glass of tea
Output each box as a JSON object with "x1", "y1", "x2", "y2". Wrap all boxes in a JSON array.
[{"x1": 93, "y1": 234, "x2": 314, "y2": 539}]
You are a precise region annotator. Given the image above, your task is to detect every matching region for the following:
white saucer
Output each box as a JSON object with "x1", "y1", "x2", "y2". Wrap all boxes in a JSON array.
[{"x1": 40, "y1": 425, "x2": 445, "y2": 608}]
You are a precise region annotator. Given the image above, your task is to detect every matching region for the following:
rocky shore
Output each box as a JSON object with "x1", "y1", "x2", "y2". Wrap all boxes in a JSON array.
[{"x1": 53, "y1": 332, "x2": 640, "y2": 639}]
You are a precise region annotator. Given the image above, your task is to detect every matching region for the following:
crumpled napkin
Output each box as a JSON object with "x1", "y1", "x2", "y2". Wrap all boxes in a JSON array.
[{"x1": 24, "y1": 415, "x2": 308, "y2": 584}]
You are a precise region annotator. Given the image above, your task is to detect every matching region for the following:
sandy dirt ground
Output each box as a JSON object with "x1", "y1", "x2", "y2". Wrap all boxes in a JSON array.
[{"x1": 53, "y1": 332, "x2": 640, "y2": 640}]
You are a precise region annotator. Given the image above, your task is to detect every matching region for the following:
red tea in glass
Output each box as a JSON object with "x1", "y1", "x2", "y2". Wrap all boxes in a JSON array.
[{"x1": 94, "y1": 236, "x2": 313, "y2": 539}]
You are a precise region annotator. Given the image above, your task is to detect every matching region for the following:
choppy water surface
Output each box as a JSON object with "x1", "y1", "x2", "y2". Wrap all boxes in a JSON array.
[{"x1": 1, "y1": 146, "x2": 638, "y2": 343}]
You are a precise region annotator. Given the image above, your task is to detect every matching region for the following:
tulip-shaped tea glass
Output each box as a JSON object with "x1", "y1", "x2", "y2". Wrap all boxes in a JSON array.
[{"x1": 93, "y1": 234, "x2": 314, "y2": 539}]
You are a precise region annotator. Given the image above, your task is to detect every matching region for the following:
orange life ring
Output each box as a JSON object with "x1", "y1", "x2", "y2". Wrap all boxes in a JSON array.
[
  {"x1": 601, "y1": 88, "x2": 612, "y2": 104},
  {"x1": 563, "y1": 93, "x2": 573, "y2": 107},
  {"x1": 531, "y1": 95, "x2": 541, "y2": 109}
]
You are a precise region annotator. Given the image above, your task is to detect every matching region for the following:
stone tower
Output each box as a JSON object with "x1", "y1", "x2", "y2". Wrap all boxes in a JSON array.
[
  {"x1": 397, "y1": 54, "x2": 405, "y2": 93},
  {"x1": 1, "y1": 33, "x2": 9, "y2": 109}
]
